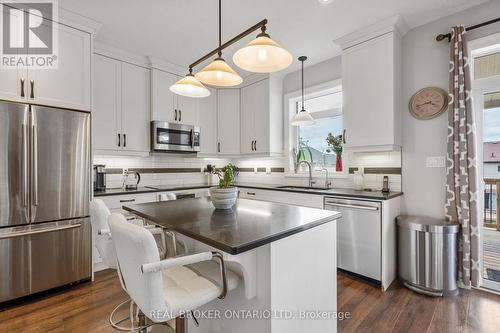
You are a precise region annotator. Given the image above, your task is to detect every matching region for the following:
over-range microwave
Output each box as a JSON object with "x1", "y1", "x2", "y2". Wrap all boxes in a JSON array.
[{"x1": 150, "y1": 121, "x2": 200, "y2": 153}]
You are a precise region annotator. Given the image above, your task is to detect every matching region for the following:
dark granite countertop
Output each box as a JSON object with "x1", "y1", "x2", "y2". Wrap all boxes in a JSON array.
[
  {"x1": 95, "y1": 182, "x2": 403, "y2": 201},
  {"x1": 123, "y1": 197, "x2": 341, "y2": 255}
]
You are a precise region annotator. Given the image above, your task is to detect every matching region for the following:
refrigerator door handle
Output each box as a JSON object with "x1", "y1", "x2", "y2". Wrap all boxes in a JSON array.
[
  {"x1": 22, "y1": 124, "x2": 29, "y2": 207},
  {"x1": 0, "y1": 223, "x2": 82, "y2": 240},
  {"x1": 31, "y1": 122, "x2": 38, "y2": 207}
]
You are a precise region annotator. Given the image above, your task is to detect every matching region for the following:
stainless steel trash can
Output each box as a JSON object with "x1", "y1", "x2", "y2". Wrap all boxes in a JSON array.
[{"x1": 397, "y1": 215, "x2": 460, "y2": 296}]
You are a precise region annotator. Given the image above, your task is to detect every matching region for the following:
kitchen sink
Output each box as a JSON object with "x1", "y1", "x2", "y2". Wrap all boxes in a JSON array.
[{"x1": 275, "y1": 186, "x2": 332, "y2": 191}]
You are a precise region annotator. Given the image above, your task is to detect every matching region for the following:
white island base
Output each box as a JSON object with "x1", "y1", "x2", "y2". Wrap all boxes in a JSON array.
[{"x1": 187, "y1": 221, "x2": 337, "y2": 333}]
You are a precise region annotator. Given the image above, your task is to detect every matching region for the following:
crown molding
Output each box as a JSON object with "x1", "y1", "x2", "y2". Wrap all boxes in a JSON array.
[
  {"x1": 59, "y1": 7, "x2": 102, "y2": 35},
  {"x1": 334, "y1": 14, "x2": 408, "y2": 50},
  {"x1": 148, "y1": 57, "x2": 185, "y2": 76},
  {"x1": 93, "y1": 42, "x2": 150, "y2": 68}
]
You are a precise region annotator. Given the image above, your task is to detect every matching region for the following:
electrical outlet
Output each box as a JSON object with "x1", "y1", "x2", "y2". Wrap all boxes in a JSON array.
[{"x1": 426, "y1": 156, "x2": 445, "y2": 168}]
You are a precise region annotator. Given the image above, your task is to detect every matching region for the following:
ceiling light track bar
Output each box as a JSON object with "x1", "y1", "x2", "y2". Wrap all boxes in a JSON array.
[{"x1": 189, "y1": 19, "x2": 268, "y2": 70}]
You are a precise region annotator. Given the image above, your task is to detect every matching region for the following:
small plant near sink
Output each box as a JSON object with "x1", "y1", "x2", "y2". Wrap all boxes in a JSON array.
[
  {"x1": 209, "y1": 163, "x2": 238, "y2": 210},
  {"x1": 326, "y1": 133, "x2": 343, "y2": 172},
  {"x1": 293, "y1": 137, "x2": 314, "y2": 172}
]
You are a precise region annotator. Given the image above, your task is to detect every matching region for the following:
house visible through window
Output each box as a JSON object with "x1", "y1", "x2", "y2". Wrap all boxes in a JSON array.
[{"x1": 296, "y1": 88, "x2": 343, "y2": 169}]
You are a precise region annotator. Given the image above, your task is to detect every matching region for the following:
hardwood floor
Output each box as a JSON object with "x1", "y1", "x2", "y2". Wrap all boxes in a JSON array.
[
  {"x1": 337, "y1": 272, "x2": 500, "y2": 333},
  {"x1": 0, "y1": 270, "x2": 499, "y2": 332}
]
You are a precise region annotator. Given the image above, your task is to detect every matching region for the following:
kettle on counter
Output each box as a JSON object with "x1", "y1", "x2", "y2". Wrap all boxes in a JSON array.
[{"x1": 123, "y1": 171, "x2": 141, "y2": 190}]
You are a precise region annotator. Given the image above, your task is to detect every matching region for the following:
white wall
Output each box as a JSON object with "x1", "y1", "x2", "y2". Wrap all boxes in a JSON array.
[
  {"x1": 283, "y1": 56, "x2": 342, "y2": 94},
  {"x1": 401, "y1": 0, "x2": 500, "y2": 218}
]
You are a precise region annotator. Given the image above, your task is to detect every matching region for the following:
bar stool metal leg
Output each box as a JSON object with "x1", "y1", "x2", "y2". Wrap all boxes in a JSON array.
[{"x1": 175, "y1": 316, "x2": 186, "y2": 333}]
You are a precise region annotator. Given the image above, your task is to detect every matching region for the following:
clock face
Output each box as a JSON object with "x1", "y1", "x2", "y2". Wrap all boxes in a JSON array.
[{"x1": 409, "y1": 87, "x2": 448, "y2": 120}]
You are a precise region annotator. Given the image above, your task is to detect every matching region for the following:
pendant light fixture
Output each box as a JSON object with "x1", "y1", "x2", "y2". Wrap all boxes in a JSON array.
[
  {"x1": 195, "y1": 0, "x2": 242, "y2": 87},
  {"x1": 291, "y1": 56, "x2": 315, "y2": 126},
  {"x1": 232, "y1": 25, "x2": 292, "y2": 73},
  {"x1": 170, "y1": 0, "x2": 292, "y2": 98},
  {"x1": 169, "y1": 68, "x2": 211, "y2": 98}
]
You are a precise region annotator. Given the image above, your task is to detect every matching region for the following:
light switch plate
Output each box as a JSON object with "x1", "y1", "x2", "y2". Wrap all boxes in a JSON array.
[{"x1": 426, "y1": 156, "x2": 445, "y2": 168}]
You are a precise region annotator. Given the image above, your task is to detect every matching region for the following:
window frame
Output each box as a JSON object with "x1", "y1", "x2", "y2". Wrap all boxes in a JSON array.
[{"x1": 284, "y1": 79, "x2": 347, "y2": 177}]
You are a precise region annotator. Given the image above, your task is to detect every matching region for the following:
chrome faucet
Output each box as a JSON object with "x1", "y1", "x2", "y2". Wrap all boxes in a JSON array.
[
  {"x1": 321, "y1": 168, "x2": 332, "y2": 189},
  {"x1": 297, "y1": 161, "x2": 315, "y2": 187}
]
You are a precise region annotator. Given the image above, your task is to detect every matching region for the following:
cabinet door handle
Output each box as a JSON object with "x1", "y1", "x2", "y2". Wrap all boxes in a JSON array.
[
  {"x1": 117, "y1": 134, "x2": 121, "y2": 147},
  {"x1": 123, "y1": 133, "x2": 127, "y2": 147},
  {"x1": 20, "y1": 78, "x2": 25, "y2": 97},
  {"x1": 119, "y1": 199, "x2": 135, "y2": 203},
  {"x1": 218, "y1": 142, "x2": 221, "y2": 153},
  {"x1": 254, "y1": 140, "x2": 257, "y2": 151},
  {"x1": 246, "y1": 192, "x2": 256, "y2": 196},
  {"x1": 174, "y1": 109, "x2": 177, "y2": 121},
  {"x1": 251, "y1": 140, "x2": 254, "y2": 151},
  {"x1": 29, "y1": 80, "x2": 34, "y2": 99},
  {"x1": 343, "y1": 129, "x2": 346, "y2": 144},
  {"x1": 179, "y1": 110, "x2": 182, "y2": 122}
]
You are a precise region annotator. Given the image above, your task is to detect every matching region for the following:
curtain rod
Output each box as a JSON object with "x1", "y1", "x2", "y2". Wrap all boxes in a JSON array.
[{"x1": 436, "y1": 17, "x2": 500, "y2": 42}]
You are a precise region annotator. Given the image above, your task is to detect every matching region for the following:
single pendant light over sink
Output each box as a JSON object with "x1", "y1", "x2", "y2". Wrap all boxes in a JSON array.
[
  {"x1": 291, "y1": 56, "x2": 315, "y2": 126},
  {"x1": 233, "y1": 25, "x2": 292, "y2": 73},
  {"x1": 195, "y1": 0, "x2": 242, "y2": 87},
  {"x1": 169, "y1": 68, "x2": 211, "y2": 98}
]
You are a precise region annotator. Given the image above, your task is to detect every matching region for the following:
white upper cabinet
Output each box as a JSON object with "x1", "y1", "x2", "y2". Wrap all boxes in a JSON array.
[
  {"x1": 240, "y1": 77, "x2": 283, "y2": 156},
  {"x1": 0, "y1": 19, "x2": 91, "y2": 110},
  {"x1": 198, "y1": 87, "x2": 218, "y2": 155},
  {"x1": 151, "y1": 69, "x2": 198, "y2": 125},
  {"x1": 151, "y1": 69, "x2": 176, "y2": 122},
  {"x1": 336, "y1": 16, "x2": 405, "y2": 150},
  {"x1": 217, "y1": 89, "x2": 240, "y2": 155},
  {"x1": 121, "y1": 62, "x2": 150, "y2": 152},
  {"x1": 92, "y1": 55, "x2": 121, "y2": 151},
  {"x1": 177, "y1": 94, "x2": 199, "y2": 125},
  {"x1": 29, "y1": 22, "x2": 91, "y2": 111},
  {"x1": 92, "y1": 54, "x2": 150, "y2": 154}
]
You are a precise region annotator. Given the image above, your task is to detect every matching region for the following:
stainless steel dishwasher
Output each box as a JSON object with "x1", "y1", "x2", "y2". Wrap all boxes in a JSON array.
[{"x1": 324, "y1": 197, "x2": 382, "y2": 281}]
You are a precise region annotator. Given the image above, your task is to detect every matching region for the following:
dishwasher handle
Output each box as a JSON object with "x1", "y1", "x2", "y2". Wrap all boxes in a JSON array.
[{"x1": 325, "y1": 202, "x2": 379, "y2": 211}]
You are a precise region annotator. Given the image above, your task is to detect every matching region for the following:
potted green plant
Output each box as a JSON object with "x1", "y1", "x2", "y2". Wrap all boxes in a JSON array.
[
  {"x1": 209, "y1": 163, "x2": 238, "y2": 209},
  {"x1": 326, "y1": 133, "x2": 343, "y2": 172},
  {"x1": 294, "y1": 137, "x2": 314, "y2": 172}
]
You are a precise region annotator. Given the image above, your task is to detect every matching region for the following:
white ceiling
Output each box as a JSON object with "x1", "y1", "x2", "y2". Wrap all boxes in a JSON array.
[{"x1": 60, "y1": 0, "x2": 489, "y2": 75}]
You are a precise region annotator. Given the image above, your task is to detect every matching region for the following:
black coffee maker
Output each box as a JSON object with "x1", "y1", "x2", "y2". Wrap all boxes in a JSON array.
[{"x1": 93, "y1": 164, "x2": 106, "y2": 192}]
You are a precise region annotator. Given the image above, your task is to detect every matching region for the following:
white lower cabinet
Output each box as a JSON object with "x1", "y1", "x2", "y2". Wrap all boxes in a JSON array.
[
  {"x1": 93, "y1": 54, "x2": 150, "y2": 154},
  {"x1": 238, "y1": 188, "x2": 323, "y2": 209}
]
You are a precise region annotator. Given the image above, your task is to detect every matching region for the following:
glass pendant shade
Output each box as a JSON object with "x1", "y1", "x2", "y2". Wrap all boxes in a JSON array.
[
  {"x1": 169, "y1": 74, "x2": 211, "y2": 98},
  {"x1": 291, "y1": 109, "x2": 316, "y2": 126},
  {"x1": 194, "y1": 57, "x2": 243, "y2": 87},
  {"x1": 233, "y1": 35, "x2": 293, "y2": 73}
]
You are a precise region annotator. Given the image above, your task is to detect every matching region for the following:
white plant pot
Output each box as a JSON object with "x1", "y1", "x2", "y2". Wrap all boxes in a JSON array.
[{"x1": 209, "y1": 186, "x2": 238, "y2": 210}]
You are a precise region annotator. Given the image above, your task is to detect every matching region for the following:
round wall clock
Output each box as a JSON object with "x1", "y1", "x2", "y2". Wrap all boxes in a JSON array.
[{"x1": 409, "y1": 87, "x2": 448, "y2": 120}]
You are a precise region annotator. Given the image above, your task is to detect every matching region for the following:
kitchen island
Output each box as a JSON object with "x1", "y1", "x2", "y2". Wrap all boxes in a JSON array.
[{"x1": 124, "y1": 197, "x2": 341, "y2": 333}]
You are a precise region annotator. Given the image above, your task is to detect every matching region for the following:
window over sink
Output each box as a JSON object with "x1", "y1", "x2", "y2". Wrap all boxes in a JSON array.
[{"x1": 290, "y1": 82, "x2": 343, "y2": 171}]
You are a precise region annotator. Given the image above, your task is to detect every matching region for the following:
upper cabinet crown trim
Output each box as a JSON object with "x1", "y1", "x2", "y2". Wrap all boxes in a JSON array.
[
  {"x1": 59, "y1": 7, "x2": 102, "y2": 35},
  {"x1": 148, "y1": 57, "x2": 185, "y2": 77},
  {"x1": 94, "y1": 42, "x2": 150, "y2": 68},
  {"x1": 334, "y1": 14, "x2": 408, "y2": 50}
]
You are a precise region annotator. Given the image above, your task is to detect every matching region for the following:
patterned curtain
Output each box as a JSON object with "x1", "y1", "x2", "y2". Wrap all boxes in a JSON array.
[{"x1": 445, "y1": 26, "x2": 480, "y2": 288}]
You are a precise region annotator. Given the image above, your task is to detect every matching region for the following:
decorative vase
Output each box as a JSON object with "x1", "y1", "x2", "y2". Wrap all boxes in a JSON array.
[
  {"x1": 336, "y1": 155, "x2": 343, "y2": 172},
  {"x1": 209, "y1": 186, "x2": 238, "y2": 210}
]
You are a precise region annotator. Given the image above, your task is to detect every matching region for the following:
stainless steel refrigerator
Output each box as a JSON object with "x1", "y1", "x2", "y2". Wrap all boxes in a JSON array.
[{"x1": 0, "y1": 101, "x2": 91, "y2": 303}]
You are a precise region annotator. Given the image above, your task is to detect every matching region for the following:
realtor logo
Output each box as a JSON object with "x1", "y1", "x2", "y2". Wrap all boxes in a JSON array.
[{"x1": 1, "y1": 0, "x2": 58, "y2": 68}]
